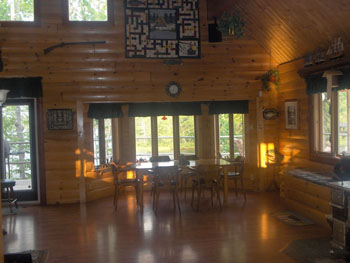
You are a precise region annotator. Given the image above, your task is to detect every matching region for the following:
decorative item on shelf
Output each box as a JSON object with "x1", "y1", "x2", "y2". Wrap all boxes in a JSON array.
[
  {"x1": 327, "y1": 37, "x2": 344, "y2": 60},
  {"x1": 304, "y1": 52, "x2": 313, "y2": 67},
  {"x1": 217, "y1": 11, "x2": 245, "y2": 38},
  {"x1": 314, "y1": 48, "x2": 326, "y2": 64},
  {"x1": 165, "y1": 81, "x2": 181, "y2": 98},
  {"x1": 261, "y1": 69, "x2": 280, "y2": 91},
  {"x1": 263, "y1": 108, "x2": 279, "y2": 120},
  {"x1": 161, "y1": 115, "x2": 168, "y2": 121}
]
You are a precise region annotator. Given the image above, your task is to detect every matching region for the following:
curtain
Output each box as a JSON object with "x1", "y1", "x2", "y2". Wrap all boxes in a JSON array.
[
  {"x1": 338, "y1": 68, "x2": 350, "y2": 90},
  {"x1": 128, "y1": 102, "x2": 202, "y2": 117},
  {"x1": 208, "y1": 100, "x2": 249, "y2": 114},
  {"x1": 305, "y1": 73, "x2": 327, "y2": 95},
  {"x1": 87, "y1": 103, "x2": 123, "y2": 119},
  {"x1": 0, "y1": 77, "x2": 43, "y2": 98}
]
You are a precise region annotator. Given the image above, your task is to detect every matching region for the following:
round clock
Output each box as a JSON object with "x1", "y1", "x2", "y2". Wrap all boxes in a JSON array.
[{"x1": 166, "y1": 81, "x2": 181, "y2": 98}]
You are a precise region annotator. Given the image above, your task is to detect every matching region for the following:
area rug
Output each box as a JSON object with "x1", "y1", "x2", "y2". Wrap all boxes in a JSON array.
[
  {"x1": 283, "y1": 237, "x2": 347, "y2": 262},
  {"x1": 5, "y1": 250, "x2": 49, "y2": 263},
  {"x1": 272, "y1": 210, "x2": 314, "y2": 226}
]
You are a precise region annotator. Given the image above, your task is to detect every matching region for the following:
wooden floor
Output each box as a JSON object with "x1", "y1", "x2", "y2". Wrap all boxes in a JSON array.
[{"x1": 3, "y1": 191, "x2": 330, "y2": 263}]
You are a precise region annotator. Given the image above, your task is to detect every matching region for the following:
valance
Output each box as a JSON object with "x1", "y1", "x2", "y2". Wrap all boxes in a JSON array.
[
  {"x1": 87, "y1": 103, "x2": 123, "y2": 119},
  {"x1": 208, "y1": 100, "x2": 249, "y2": 115},
  {"x1": 305, "y1": 74, "x2": 327, "y2": 95},
  {"x1": 128, "y1": 102, "x2": 202, "y2": 117},
  {"x1": 0, "y1": 77, "x2": 43, "y2": 98},
  {"x1": 338, "y1": 68, "x2": 350, "y2": 91}
]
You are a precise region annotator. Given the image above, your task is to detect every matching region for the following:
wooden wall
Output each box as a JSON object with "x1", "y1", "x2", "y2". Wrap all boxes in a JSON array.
[{"x1": 0, "y1": 0, "x2": 278, "y2": 204}]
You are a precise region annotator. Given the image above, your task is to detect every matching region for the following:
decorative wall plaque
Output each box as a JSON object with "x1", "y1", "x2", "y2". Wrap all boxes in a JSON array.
[
  {"x1": 125, "y1": 0, "x2": 200, "y2": 59},
  {"x1": 47, "y1": 109, "x2": 74, "y2": 130}
]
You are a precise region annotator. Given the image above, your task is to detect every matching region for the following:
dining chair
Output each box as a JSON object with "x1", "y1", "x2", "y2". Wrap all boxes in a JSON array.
[
  {"x1": 191, "y1": 165, "x2": 222, "y2": 211},
  {"x1": 148, "y1": 155, "x2": 171, "y2": 196},
  {"x1": 178, "y1": 155, "x2": 198, "y2": 200},
  {"x1": 152, "y1": 165, "x2": 181, "y2": 214},
  {"x1": 221, "y1": 156, "x2": 246, "y2": 200},
  {"x1": 111, "y1": 161, "x2": 140, "y2": 211}
]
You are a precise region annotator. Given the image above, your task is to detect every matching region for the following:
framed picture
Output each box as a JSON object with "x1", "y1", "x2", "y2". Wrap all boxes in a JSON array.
[
  {"x1": 47, "y1": 109, "x2": 74, "y2": 130},
  {"x1": 285, "y1": 100, "x2": 298, "y2": 129}
]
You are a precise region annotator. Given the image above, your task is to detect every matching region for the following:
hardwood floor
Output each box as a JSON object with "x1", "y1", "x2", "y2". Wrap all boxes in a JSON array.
[{"x1": 3, "y1": 191, "x2": 330, "y2": 263}]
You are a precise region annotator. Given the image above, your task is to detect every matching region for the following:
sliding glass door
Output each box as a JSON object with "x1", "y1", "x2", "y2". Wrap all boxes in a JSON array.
[{"x1": 2, "y1": 99, "x2": 38, "y2": 201}]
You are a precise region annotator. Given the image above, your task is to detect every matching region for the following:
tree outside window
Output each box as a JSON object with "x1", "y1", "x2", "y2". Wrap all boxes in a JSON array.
[
  {"x1": 69, "y1": 0, "x2": 108, "y2": 21},
  {"x1": 0, "y1": 0, "x2": 35, "y2": 21}
]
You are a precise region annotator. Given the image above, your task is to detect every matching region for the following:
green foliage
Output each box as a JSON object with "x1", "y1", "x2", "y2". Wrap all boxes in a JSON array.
[
  {"x1": 69, "y1": 0, "x2": 108, "y2": 21},
  {"x1": 217, "y1": 11, "x2": 245, "y2": 38},
  {"x1": 261, "y1": 69, "x2": 280, "y2": 91},
  {"x1": 0, "y1": 0, "x2": 34, "y2": 21}
]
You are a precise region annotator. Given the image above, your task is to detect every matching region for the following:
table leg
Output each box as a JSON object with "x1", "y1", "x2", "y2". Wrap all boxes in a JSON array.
[
  {"x1": 138, "y1": 171, "x2": 144, "y2": 213},
  {"x1": 224, "y1": 167, "x2": 228, "y2": 205}
]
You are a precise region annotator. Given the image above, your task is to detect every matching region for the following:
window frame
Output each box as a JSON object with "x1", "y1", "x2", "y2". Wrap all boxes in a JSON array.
[
  {"x1": 310, "y1": 92, "x2": 340, "y2": 165},
  {"x1": 0, "y1": 0, "x2": 40, "y2": 27},
  {"x1": 134, "y1": 115, "x2": 198, "y2": 161},
  {"x1": 62, "y1": 0, "x2": 114, "y2": 26},
  {"x1": 214, "y1": 113, "x2": 246, "y2": 158},
  {"x1": 93, "y1": 118, "x2": 114, "y2": 167}
]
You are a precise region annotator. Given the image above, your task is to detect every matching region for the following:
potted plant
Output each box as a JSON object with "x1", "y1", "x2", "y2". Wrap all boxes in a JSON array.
[
  {"x1": 217, "y1": 11, "x2": 245, "y2": 38},
  {"x1": 261, "y1": 69, "x2": 280, "y2": 91}
]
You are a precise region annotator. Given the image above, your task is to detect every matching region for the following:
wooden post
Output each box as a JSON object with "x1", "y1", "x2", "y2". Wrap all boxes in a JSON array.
[{"x1": 77, "y1": 100, "x2": 86, "y2": 204}]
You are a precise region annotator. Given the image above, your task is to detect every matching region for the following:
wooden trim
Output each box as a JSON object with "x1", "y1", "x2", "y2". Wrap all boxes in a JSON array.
[
  {"x1": 173, "y1": 116, "x2": 180, "y2": 160},
  {"x1": 77, "y1": 100, "x2": 86, "y2": 203},
  {"x1": 0, "y1": 0, "x2": 41, "y2": 27},
  {"x1": 298, "y1": 58, "x2": 350, "y2": 78},
  {"x1": 62, "y1": 0, "x2": 114, "y2": 26},
  {"x1": 151, "y1": 117, "x2": 158, "y2": 156},
  {"x1": 213, "y1": 115, "x2": 220, "y2": 158},
  {"x1": 98, "y1": 119, "x2": 106, "y2": 164},
  {"x1": 37, "y1": 97, "x2": 46, "y2": 205},
  {"x1": 229, "y1": 114, "x2": 234, "y2": 157}
]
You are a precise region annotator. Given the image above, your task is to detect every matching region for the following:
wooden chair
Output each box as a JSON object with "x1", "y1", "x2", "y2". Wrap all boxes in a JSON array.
[
  {"x1": 178, "y1": 155, "x2": 198, "y2": 200},
  {"x1": 221, "y1": 156, "x2": 246, "y2": 200},
  {"x1": 148, "y1": 155, "x2": 171, "y2": 196},
  {"x1": 152, "y1": 165, "x2": 181, "y2": 214},
  {"x1": 191, "y1": 165, "x2": 222, "y2": 211},
  {"x1": 1, "y1": 179, "x2": 18, "y2": 213},
  {"x1": 111, "y1": 162, "x2": 140, "y2": 211}
]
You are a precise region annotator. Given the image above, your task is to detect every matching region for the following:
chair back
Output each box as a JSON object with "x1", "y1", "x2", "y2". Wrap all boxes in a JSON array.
[
  {"x1": 153, "y1": 165, "x2": 180, "y2": 186},
  {"x1": 226, "y1": 156, "x2": 245, "y2": 177},
  {"x1": 111, "y1": 162, "x2": 135, "y2": 185},
  {"x1": 195, "y1": 165, "x2": 221, "y2": 185},
  {"x1": 149, "y1": 155, "x2": 171, "y2": 162}
]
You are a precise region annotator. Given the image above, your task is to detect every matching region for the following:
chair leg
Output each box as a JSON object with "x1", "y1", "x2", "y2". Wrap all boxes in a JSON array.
[
  {"x1": 191, "y1": 183, "x2": 195, "y2": 208},
  {"x1": 172, "y1": 189, "x2": 176, "y2": 210},
  {"x1": 7, "y1": 187, "x2": 12, "y2": 213},
  {"x1": 10, "y1": 187, "x2": 18, "y2": 209},
  {"x1": 211, "y1": 186, "x2": 214, "y2": 207},
  {"x1": 216, "y1": 184, "x2": 222, "y2": 210},
  {"x1": 152, "y1": 185, "x2": 157, "y2": 211},
  {"x1": 197, "y1": 186, "x2": 202, "y2": 211},
  {"x1": 114, "y1": 187, "x2": 119, "y2": 210},
  {"x1": 134, "y1": 185, "x2": 139, "y2": 206},
  {"x1": 241, "y1": 177, "x2": 246, "y2": 201},
  {"x1": 184, "y1": 177, "x2": 187, "y2": 200},
  {"x1": 234, "y1": 179, "x2": 238, "y2": 197},
  {"x1": 155, "y1": 188, "x2": 160, "y2": 213},
  {"x1": 176, "y1": 188, "x2": 181, "y2": 215}
]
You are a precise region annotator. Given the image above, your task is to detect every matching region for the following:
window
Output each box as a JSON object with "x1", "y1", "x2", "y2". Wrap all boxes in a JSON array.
[
  {"x1": 313, "y1": 90, "x2": 350, "y2": 156},
  {"x1": 0, "y1": 0, "x2": 37, "y2": 22},
  {"x1": 93, "y1": 118, "x2": 113, "y2": 166},
  {"x1": 134, "y1": 115, "x2": 197, "y2": 161},
  {"x1": 179, "y1": 116, "x2": 196, "y2": 155},
  {"x1": 66, "y1": 0, "x2": 112, "y2": 22},
  {"x1": 135, "y1": 117, "x2": 152, "y2": 161},
  {"x1": 216, "y1": 114, "x2": 245, "y2": 158}
]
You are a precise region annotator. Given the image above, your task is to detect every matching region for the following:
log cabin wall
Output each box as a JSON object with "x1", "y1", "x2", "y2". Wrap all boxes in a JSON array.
[{"x1": 0, "y1": 0, "x2": 277, "y2": 204}]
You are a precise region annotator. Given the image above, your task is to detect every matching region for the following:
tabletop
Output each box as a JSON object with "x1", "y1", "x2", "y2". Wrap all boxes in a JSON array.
[{"x1": 188, "y1": 159, "x2": 231, "y2": 167}]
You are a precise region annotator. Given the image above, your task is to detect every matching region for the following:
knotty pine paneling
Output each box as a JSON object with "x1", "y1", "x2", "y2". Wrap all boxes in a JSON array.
[{"x1": 0, "y1": 0, "x2": 274, "y2": 204}]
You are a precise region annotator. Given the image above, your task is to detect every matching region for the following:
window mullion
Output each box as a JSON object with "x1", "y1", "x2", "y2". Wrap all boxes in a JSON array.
[
  {"x1": 98, "y1": 119, "x2": 106, "y2": 164},
  {"x1": 347, "y1": 91, "x2": 350, "y2": 153},
  {"x1": 332, "y1": 91, "x2": 338, "y2": 155},
  {"x1": 173, "y1": 116, "x2": 180, "y2": 160},
  {"x1": 151, "y1": 117, "x2": 158, "y2": 156},
  {"x1": 229, "y1": 114, "x2": 234, "y2": 158}
]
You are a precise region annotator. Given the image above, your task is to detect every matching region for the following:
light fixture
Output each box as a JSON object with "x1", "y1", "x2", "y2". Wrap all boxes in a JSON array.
[
  {"x1": 161, "y1": 115, "x2": 167, "y2": 120},
  {"x1": 0, "y1": 89, "x2": 9, "y2": 106}
]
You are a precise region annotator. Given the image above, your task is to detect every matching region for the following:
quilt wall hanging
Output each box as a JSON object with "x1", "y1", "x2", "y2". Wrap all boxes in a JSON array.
[{"x1": 125, "y1": 0, "x2": 200, "y2": 59}]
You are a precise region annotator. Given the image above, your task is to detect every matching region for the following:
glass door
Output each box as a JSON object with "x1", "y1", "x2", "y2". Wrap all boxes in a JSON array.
[{"x1": 2, "y1": 99, "x2": 38, "y2": 201}]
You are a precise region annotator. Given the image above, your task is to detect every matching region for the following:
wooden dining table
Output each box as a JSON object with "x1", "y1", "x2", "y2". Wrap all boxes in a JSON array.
[
  {"x1": 122, "y1": 161, "x2": 179, "y2": 213},
  {"x1": 187, "y1": 159, "x2": 232, "y2": 205},
  {"x1": 122, "y1": 159, "x2": 234, "y2": 212}
]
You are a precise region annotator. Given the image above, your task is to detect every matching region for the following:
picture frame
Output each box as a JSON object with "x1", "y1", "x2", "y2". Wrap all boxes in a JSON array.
[
  {"x1": 47, "y1": 109, "x2": 74, "y2": 130},
  {"x1": 285, "y1": 100, "x2": 298, "y2": 129}
]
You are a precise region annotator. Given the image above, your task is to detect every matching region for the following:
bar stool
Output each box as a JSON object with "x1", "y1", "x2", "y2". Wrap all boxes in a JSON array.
[{"x1": 1, "y1": 179, "x2": 18, "y2": 213}]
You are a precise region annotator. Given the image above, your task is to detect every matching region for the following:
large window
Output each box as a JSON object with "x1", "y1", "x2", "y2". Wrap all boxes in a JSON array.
[
  {"x1": 179, "y1": 116, "x2": 196, "y2": 155},
  {"x1": 67, "y1": 0, "x2": 111, "y2": 22},
  {"x1": 135, "y1": 117, "x2": 152, "y2": 161},
  {"x1": 0, "y1": 0, "x2": 37, "y2": 21},
  {"x1": 93, "y1": 118, "x2": 113, "y2": 166},
  {"x1": 217, "y1": 114, "x2": 245, "y2": 158},
  {"x1": 314, "y1": 90, "x2": 350, "y2": 156},
  {"x1": 134, "y1": 115, "x2": 197, "y2": 161}
]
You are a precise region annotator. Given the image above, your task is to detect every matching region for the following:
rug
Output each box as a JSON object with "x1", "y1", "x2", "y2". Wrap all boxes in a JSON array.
[
  {"x1": 283, "y1": 237, "x2": 347, "y2": 263},
  {"x1": 5, "y1": 250, "x2": 49, "y2": 263},
  {"x1": 272, "y1": 210, "x2": 314, "y2": 226}
]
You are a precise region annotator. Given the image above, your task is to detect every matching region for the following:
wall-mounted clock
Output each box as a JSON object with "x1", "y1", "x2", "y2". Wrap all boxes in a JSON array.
[{"x1": 165, "y1": 81, "x2": 181, "y2": 98}]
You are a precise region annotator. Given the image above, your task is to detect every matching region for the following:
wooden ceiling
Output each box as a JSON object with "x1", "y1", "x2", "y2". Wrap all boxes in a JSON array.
[{"x1": 207, "y1": 0, "x2": 350, "y2": 65}]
